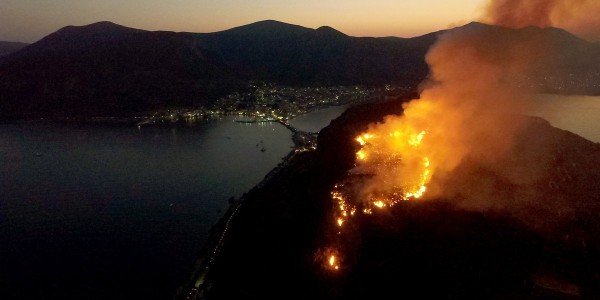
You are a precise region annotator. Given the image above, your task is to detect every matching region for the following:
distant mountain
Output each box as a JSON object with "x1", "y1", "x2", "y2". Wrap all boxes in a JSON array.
[
  {"x1": 0, "y1": 22, "x2": 232, "y2": 118},
  {"x1": 213, "y1": 20, "x2": 313, "y2": 38},
  {"x1": 192, "y1": 20, "x2": 435, "y2": 86},
  {"x1": 0, "y1": 20, "x2": 434, "y2": 118},
  {"x1": 453, "y1": 22, "x2": 600, "y2": 94},
  {"x1": 0, "y1": 41, "x2": 28, "y2": 57},
  {"x1": 0, "y1": 20, "x2": 599, "y2": 119}
]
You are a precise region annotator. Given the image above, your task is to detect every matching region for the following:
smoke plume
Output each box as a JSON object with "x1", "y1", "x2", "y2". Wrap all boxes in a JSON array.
[
  {"x1": 348, "y1": 0, "x2": 600, "y2": 230},
  {"x1": 483, "y1": 0, "x2": 600, "y2": 41}
]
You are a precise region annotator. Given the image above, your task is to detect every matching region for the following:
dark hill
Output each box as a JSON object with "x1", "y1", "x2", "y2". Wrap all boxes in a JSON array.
[
  {"x1": 0, "y1": 41, "x2": 28, "y2": 57},
  {"x1": 1, "y1": 20, "x2": 600, "y2": 119},
  {"x1": 315, "y1": 26, "x2": 348, "y2": 38},
  {"x1": 0, "y1": 22, "x2": 231, "y2": 118},
  {"x1": 215, "y1": 20, "x2": 313, "y2": 38},
  {"x1": 193, "y1": 21, "x2": 433, "y2": 86},
  {"x1": 194, "y1": 91, "x2": 600, "y2": 299},
  {"x1": 0, "y1": 20, "x2": 434, "y2": 118}
]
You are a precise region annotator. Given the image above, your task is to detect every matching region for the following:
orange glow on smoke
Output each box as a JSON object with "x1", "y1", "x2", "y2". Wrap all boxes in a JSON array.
[
  {"x1": 334, "y1": 125, "x2": 433, "y2": 222},
  {"x1": 482, "y1": 0, "x2": 600, "y2": 41},
  {"x1": 324, "y1": 128, "x2": 433, "y2": 271},
  {"x1": 321, "y1": 0, "x2": 600, "y2": 275},
  {"x1": 351, "y1": 127, "x2": 433, "y2": 206},
  {"x1": 338, "y1": 128, "x2": 434, "y2": 218}
]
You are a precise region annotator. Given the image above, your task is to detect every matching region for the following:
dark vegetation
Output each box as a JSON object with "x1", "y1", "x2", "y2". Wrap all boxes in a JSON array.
[
  {"x1": 0, "y1": 22, "x2": 239, "y2": 119},
  {"x1": 201, "y1": 92, "x2": 600, "y2": 299}
]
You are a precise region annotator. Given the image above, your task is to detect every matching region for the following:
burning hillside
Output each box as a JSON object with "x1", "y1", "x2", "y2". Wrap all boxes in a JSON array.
[
  {"x1": 189, "y1": 2, "x2": 600, "y2": 299},
  {"x1": 200, "y1": 81, "x2": 600, "y2": 300},
  {"x1": 321, "y1": 0, "x2": 600, "y2": 275}
]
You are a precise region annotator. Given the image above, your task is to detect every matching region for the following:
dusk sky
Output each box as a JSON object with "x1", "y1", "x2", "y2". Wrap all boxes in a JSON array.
[{"x1": 2, "y1": 0, "x2": 485, "y2": 43}]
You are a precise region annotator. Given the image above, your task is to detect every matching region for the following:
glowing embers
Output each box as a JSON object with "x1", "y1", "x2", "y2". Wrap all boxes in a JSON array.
[
  {"x1": 352, "y1": 128, "x2": 432, "y2": 203},
  {"x1": 373, "y1": 200, "x2": 385, "y2": 208},
  {"x1": 331, "y1": 187, "x2": 357, "y2": 230},
  {"x1": 407, "y1": 130, "x2": 426, "y2": 146},
  {"x1": 328, "y1": 255, "x2": 340, "y2": 270},
  {"x1": 356, "y1": 150, "x2": 367, "y2": 161},
  {"x1": 323, "y1": 128, "x2": 433, "y2": 272},
  {"x1": 355, "y1": 133, "x2": 374, "y2": 146},
  {"x1": 404, "y1": 157, "x2": 430, "y2": 199}
]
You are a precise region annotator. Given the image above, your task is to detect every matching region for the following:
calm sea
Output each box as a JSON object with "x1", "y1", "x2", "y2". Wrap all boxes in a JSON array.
[
  {"x1": 0, "y1": 105, "x2": 348, "y2": 299},
  {"x1": 0, "y1": 116, "x2": 296, "y2": 299},
  {"x1": 527, "y1": 94, "x2": 600, "y2": 143}
]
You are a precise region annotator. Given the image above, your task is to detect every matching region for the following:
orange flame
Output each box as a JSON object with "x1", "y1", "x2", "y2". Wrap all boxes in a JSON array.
[
  {"x1": 351, "y1": 128, "x2": 432, "y2": 206},
  {"x1": 323, "y1": 128, "x2": 432, "y2": 271},
  {"x1": 328, "y1": 254, "x2": 340, "y2": 270},
  {"x1": 321, "y1": 0, "x2": 600, "y2": 275}
]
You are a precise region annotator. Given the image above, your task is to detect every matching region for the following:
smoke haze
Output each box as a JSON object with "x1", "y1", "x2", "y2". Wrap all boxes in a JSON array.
[
  {"x1": 349, "y1": 0, "x2": 600, "y2": 230},
  {"x1": 483, "y1": 0, "x2": 600, "y2": 41}
]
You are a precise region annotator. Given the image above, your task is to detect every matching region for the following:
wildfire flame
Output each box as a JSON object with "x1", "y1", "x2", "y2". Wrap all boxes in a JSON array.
[
  {"x1": 320, "y1": 0, "x2": 600, "y2": 275},
  {"x1": 324, "y1": 128, "x2": 432, "y2": 271},
  {"x1": 353, "y1": 128, "x2": 432, "y2": 206},
  {"x1": 328, "y1": 255, "x2": 339, "y2": 270}
]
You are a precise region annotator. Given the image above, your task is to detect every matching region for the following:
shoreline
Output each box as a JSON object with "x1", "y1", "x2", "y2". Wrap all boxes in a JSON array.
[
  {"x1": 0, "y1": 103, "x2": 352, "y2": 127},
  {"x1": 175, "y1": 150, "x2": 298, "y2": 300},
  {"x1": 175, "y1": 110, "x2": 320, "y2": 299},
  {"x1": 172, "y1": 100, "x2": 384, "y2": 299},
  {"x1": 174, "y1": 107, "x2": 326, "y2": 299}
]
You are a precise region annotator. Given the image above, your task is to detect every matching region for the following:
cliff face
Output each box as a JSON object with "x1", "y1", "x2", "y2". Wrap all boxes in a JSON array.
[{"x1": 201, "y1": 94, "x2": 600, "y2": 299}]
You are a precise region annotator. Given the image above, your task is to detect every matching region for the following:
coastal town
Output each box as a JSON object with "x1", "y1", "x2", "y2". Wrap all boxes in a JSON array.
[{"x1": 136, "y1": 83, "x2": 411, "y2": 126}]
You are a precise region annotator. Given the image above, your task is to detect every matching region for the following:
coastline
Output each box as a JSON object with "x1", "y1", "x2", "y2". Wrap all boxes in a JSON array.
[
  {"x1": 174, "y1": 106, "x2": 337, "y2": 299},
  {"x1": 175, "y1": 150, "x2": 298, "y2": 299},
  {"x1": 174, "y1": 95, "x2": 418, "y2": 299}
]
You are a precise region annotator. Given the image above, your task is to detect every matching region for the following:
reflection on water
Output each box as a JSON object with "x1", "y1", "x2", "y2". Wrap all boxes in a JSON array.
[{"x1": 527, "y1": 94, "x2": 600, "y2": 143}]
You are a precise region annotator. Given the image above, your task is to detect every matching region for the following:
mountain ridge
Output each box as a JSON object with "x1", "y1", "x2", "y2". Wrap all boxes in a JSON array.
[
  {"x1": 1, "y1": 20, "x2": 599, "y2": 119},
  {"x1": 215, "y1": 20, "x2": 313, "y2": 38}
]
